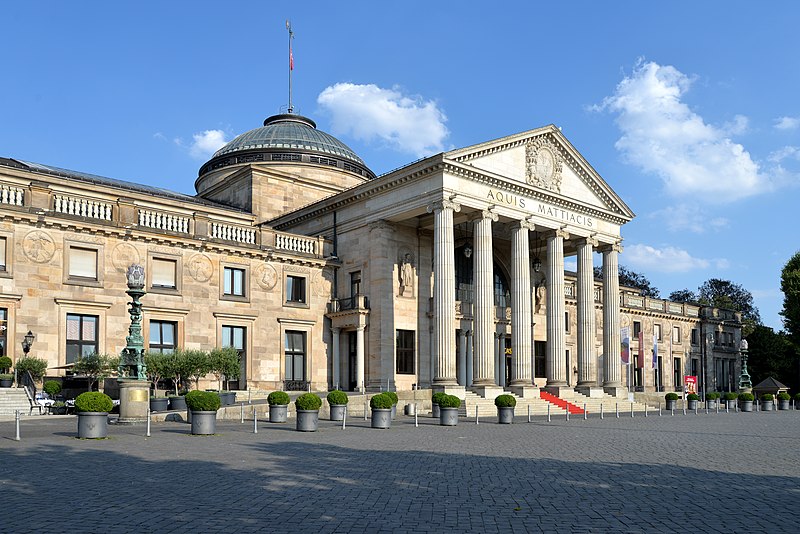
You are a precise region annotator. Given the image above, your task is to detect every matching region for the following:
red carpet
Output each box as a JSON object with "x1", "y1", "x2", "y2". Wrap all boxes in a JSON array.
[{"x1": 539, "y1": 390, "x2": 585, "y2": 414}]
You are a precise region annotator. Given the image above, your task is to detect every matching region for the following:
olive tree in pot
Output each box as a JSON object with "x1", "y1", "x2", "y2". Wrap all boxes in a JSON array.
[
  {"x1": 686, "y1": 393, "x2": 699, "y2": 410},
  {"x1": 186, "y1": 390, "x2": 221, "y2": 435},
  {"x1": 75, "y1": 391, "x2": 114, "y2": 439},
  {"x1": 739, "y1": 392, "x2": 754, "y2": 412},
  {"x1": 705, "y1": 392, "x2": 720, "y2": 409},
  {"x1": 664, "y1": 392, "x2": 679, "y2": 411},
  {"x1": 163, "y1": 349, "x2": 188, "y2": 410},
  {"x1": 144, "y1": 351, "x2": 169, "y2": 411},
  {"x1": 723, "y1": 392, "x2": 738, "y2": 410},
  {"x1": 295, "y1": 393, "x2": 322, "y2": 432},
  {"x1": 370, "y1": 393, "x2": 393, "y2": 429},
  {"x1": 760, "y1": 393, "x2": 774, "y2": 411},
  {"x1": 0, "y1": 355, "x2": 11, "y2": 374},
  {"x1": 268, "y1": 391, "x2": 290, "y2": 422},
  {"x1": 431, "y1": 392, "x2": 446, "y2": 418},
  {"x1": 385, "y1": 391, "x2": 399, "y2": 419},
  {"x1": 777, "y1": 392, "x2": 791, "y2": 410},
  {"x1": 438, "y1": 394, "x2": 461, "y2": 426},
  {"x1": 327, "y1": 390, "x2": 348, "y2": 421},
  {"x1": 14, "y1": 356, "x2": 48, "y2": 385},
  {"x1": 495, "y1": 394, "x2": 516, "y2": 424},
  {"x1": 43, "y1": 380, "x2": 62, "y2": 399},
  {"x1": 209, "y1": 347, "x2": 239, "y2": 405},
  {"x1": 73, "y1": 353, "x2": 119, "y2": 393}
]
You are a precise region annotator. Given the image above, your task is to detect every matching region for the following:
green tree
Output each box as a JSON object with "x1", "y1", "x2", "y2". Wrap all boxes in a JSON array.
[
  {"x1": 780, "y1": 251, "x2": 800, "y2": 346},
  {"x1": 144, "y1": 351, "x2": 168, "y2": 397},
  {"x1": 73, "y1": 353, "x2": 119, "y2": 391},
  {"x1": 182, "y1": 349, "x2": 211, "y2": 390},
  {"x1": 697, "y1": 278, "x2": 761, "y2": 336},
  {"x1": 746, "y1": 325, "x2": 797, "y2": 391},
  {"x1": 14, "y1": 356, "x2": 48, "y2": 383},
  {"x1": 593, "y1": 265, "x2": 660, "y2": 298},
  {"x1": 209, "y1": 347, "x2": 240, "y2": 391},
  {"x1": 668, "y1": 289, "x2": 697, "y2": 303}
]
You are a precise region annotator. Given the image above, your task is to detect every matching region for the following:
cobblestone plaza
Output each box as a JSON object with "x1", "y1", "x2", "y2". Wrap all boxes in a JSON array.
[{"x1": 2, "y1": 411, "x2": 797, "y2": 533}]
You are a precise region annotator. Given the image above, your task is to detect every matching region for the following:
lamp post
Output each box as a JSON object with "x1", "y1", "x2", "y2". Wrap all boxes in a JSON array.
[
  {"x1": 738, "y1": 338, "x2": 752, "y2": 393},
  {"x1": 117, "y1": 264, "x2": 149, "y2": 424},
  {"x1": 21, "y1": 330, "x2": 35, "y2": 355}
]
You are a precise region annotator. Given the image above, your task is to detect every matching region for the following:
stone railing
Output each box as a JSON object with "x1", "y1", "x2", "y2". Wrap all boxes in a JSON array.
[
  {"x1": 275, "y1": 232, "x2": 317, "y2": 255},
  {"x1": 138, "y1": 208, "x2": 190, "y2": 234},
  {"x1": 210, "y1": 221, "x2": 256, "y2": 244},
  {"x1": 53, "y1": 193, "x2": 113, "y2": 221},
  {"x1": 0, "y1": 183, "x2": 24, "y2": 206}
]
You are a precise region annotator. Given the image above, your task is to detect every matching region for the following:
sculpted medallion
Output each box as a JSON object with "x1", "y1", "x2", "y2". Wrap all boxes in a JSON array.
[
  {"x1": 255, "y1": 263, "x2": 278, "y2": 291},
  {"x1": 187, "y1": 253, "x2": 213, "y2": 282},
  {"x1": 525, "y1": 137, "x2": 563, "y2": 193},
  {"x1": 23, "y1": 230, "x2": 55, "y2": 263},
  {"x1": 112, "y1": 242, "x2": 140, "y2": 271}
]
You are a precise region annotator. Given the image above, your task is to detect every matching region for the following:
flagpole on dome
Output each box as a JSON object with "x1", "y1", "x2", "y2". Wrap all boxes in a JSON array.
[{"x1": 286, "y1": 19, "x2": 294, "y2": 114}]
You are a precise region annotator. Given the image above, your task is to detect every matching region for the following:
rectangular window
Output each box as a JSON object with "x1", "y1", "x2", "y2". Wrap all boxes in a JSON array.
[
  {"x1": 565, "y1": 312, "x2": 570, "y2": 333},
  {"x1": 396, "y1": 330, "x2": 415, "y2": 374},
  {"x1": 223, "y1": 325, "x2": 246, "y2": 388},
  {"x1": 654, "y1": 323, "x2": 662, "y2": 341},
  {"x1": 633, "y1": 321, "x2": 641, "y2": 337},
  {"x1": 673, "y1": 358, "x2": 682, "y2": 390},
  {"x1": 672, "y1": 326, "x2": 681, "y2": 344},
  {"x1": 534, "y1": 341, "x2": 546, "y2": 378},
  {"x1": 69, "y1": 247, "x2": 98, "y2": 279},
  {"x1": 691, "y1": 328, "x2": 698, "y2": 345},
  {"x1": 350, "y1": 271, "x2": 361, "y2": 297},
  {"x1": 0, "y1": 237, "x2": 6, "y2": 271},
  {"x1": 224, "y1": 267, "x2": 246, "y2": 297},
  {"x1": 152, "y1": 258, "x2": 177, "y2": 289},
  {"x1": 285, "y1": 330, "x2": 306, "y2": 381},
  {"x1": 286, "y1": 275, "x2": 306, "y2": 304},
  {"x1": 149, "y1": 320, "x2": 177, "y2": 353},
  {"x1": 66, "y1": 314, "x2": 98, "y2": 364}
]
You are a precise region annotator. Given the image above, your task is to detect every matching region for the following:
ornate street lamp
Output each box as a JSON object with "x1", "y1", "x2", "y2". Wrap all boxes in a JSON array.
[
  {"x1": 118, "y1": 264, "x2": 147, "y2": 380},
  {"x1": 21, "y1": 330, "x2": 35, "y2": 355},
  {"x1": 738, "y1": 338, "x2": 752, "y2": 392}
]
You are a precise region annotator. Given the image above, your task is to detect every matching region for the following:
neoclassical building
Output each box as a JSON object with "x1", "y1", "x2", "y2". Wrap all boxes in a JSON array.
[{"x1": 0, "y1": 112, "x2": 741, "y2": 399}]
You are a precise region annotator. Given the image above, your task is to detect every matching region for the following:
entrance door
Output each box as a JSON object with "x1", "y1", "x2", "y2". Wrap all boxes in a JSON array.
[
  {"x1": 348, "y1": 331, "x2": 357, "y2": 391},
  {"x1": 505, "y1": 336, "x2": 512, "y2": 385}
]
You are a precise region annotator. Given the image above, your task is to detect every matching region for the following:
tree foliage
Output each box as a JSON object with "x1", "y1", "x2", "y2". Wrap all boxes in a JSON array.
[
  {"x1": 746, "y1": 325, "x2": 797, "y2": 392},
  {"x1": 697, "y1": 278, "x2": 761, "y2": 336},
  {"x1": 209, "y1": 347, "x2": 240, "y2": 391},
  {"x1": 73, "y1": 353, "x2": 119, "y2": 391},
  {"x1": 14, "y1": 356, "x2": 48, "y2": 382},
  {"x1": 668, "y1": 289, "x2": 698, "y2": 303},
  {"x1": 593, "y1": 265, "x2": 660, "y2": 298},
  {"x1": 144, "y1": 351, "x2": 169, "y2": 397},
  {"x1": 780, "y1": 251, "x2": 800, "y2": 346}
]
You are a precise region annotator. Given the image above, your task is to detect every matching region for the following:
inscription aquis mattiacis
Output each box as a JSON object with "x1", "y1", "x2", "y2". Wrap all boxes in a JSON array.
[{"x1": 486, "y1": 188, "x2": 594, "y2": 228}]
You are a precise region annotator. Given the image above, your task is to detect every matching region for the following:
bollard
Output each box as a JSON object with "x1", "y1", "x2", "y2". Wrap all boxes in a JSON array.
[
  {"x1": 476, "y1": 406, "x2": 479, "y2": 425},
  {"x1": 726, "y1": 403, "x2": 729, "y2": 414},
  {"x1": 757, "y1": 400, "x2": 760, "y2": 412},
  {"x1": 547, "y1": 403, "x2": 551, "y2": 422},
  {"x1": 644, "y1": 403, "x2": 648, "y2": 418},
  {"x1": 253, "y1": 406, "x2": 258, "y2": 434},
  {"x1": 658, "y1": 403, "x2": 662, "y2": 416},
  {"x1": 600, "y1": 403, "x2": 604, "y2": 419},
  {"x1": 14, "y1": 410, "x2": 20, "y2": 441},
  {"x1": 695, "y1": 405, "x2": 698, "y2": 415},
  {"x1": 631, "y1": 402, "x2": 634, "y2": 418},
  {"x1": 240, "y1": 403, "x2": 244, "y2": 423},
  {"x1": 566, "y1": 406, "x2": 569, "y2": 422},
  {"x1": 705, "y1": 405, "x2": 709, "y2": 415},
  {"x1": 615, "y1": 402, "x2": 619, "y2": 418},
  {"x1": 364, "y1": 397, "x2": 368, "y2": 421},
  {"x1": 414, "y1": 403, "x2": 418, "y2": 428},
  {"x1": 736, "y1": 401, "x2": 738, "y2": 413},
  {"x1": 527, "y1": 404, "x2": 531, "y2": 423},
  {"x1": 716, "y1": 403, "x2": 719, "y2": 414},
  {"x1": 146, "y1": 407, "x2": 151, "y2": 437},
  {"x1": 342, "y1": 406, "x2": 347, "y2": 430},
  {"x1": 583, "y1": 403, "x2": 587, "y2": 421},
  {"x1": 671, "y1": 408, "x2": 675, "y2": 416}
]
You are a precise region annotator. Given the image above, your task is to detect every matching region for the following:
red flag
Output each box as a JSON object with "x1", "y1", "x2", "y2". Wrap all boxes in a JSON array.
[{"x1": 290, "y1": 48, "x2": 294, "y2": 71}]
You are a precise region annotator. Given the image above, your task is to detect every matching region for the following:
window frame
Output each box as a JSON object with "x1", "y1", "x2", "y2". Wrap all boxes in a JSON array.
[
  {"x1": 65, "y1": 313, "x2": 99, "y2": 364},
  {"x1": 395, "y1": 329, "x2": 415, "y2": 375},
  {"x1": 221, "y1": 264, "x2": 248, "y2": 301},
  {"x1": 284, "y1": 330, "x2": 307, "y2": 381},
  {"x1": 64, "y1": 242, "x2": 104, "y2": 287},
  {"x1": 0, "y1": 233, "x2": 12, "y2": 278},
  {"x1": 147, "y1": 252, "x2": 182, "y2": 295},
  {"x1": 284, "y1": 274, "x2": 309, "y2": 307},
  {"x1": 148, "y1": 320, "x2": 177, "y2": 353}
]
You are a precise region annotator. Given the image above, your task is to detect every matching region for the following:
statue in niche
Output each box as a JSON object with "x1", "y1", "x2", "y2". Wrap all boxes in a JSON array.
[
  {"x1": 535, "y1": 285, "x2": 546, "y2": 314},
  {"x1": 400, "y1": 254, "x2": 414, "y2": 296}
]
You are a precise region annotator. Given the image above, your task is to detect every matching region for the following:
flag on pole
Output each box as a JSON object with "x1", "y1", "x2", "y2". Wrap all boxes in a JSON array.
[
  {"x1": 652, "y1": 333, "x2": 658, "y2": 370},
  {"x1": 620, "y1": 326, "x2": 630, "y2": 365},
  {"x1": 637, "y1": 330, "x2": 644, "y2": 368}
]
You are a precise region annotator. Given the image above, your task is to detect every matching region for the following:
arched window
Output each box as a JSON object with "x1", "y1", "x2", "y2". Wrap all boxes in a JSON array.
[{"x1": 454, "y1": 245, "x2": 510, "y2": 307}]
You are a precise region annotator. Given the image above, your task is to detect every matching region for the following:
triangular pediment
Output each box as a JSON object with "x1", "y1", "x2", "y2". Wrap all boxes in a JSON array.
[{"x1": 445, "y1": 125, "x2": 634, "y2": 219}]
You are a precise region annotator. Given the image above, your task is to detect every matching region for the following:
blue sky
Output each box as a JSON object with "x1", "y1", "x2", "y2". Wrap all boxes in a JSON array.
[{"x1": 2, "y1": 1, "x2": 798, "y2": 330}]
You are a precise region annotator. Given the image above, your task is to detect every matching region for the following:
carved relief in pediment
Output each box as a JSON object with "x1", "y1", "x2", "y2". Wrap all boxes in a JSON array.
[{"x1": 525, "y1": 136, "x2": 564, "y2": 193}]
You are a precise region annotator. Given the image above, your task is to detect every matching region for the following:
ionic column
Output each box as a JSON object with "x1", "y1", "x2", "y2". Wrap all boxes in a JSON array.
[
  {"x1": 472, "y1": 209, "x2": 498, "y2": 386},
  {"x1": 331, "y1": 327, "x2": 341, "y2": 390},
  {"x1": 457, "y1": 330, "x2": 467, "y2": 386},
  {"x1": 465, "y1": 330, "x2": 473, "y2": 386},
  {"x1": 494, "y1": 332, "x2": 503, "y2": 386},
  {"x1": 356, "y1": 325, "x2": 365, "y2": 393},
  {"x1": 576, "y1": 237, "x2": 598, "y2": 388},
  {"x1": 602, "y1": 243, "x2": 623, "y2": 391},
  {"x1": 546, "y1": 228, "x2": 569, "y2": 387},
  {"x1": 509, "y1": 219, "x2": 534, "y2": 387},
  {"x1": 427, "y1": 199, "x2": 460, "y2": 385}
]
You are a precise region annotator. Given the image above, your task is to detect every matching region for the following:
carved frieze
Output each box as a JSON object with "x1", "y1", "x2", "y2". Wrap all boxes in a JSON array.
[
  {"x1": 255, "y1": 263, "x2": 278, "y2": 291},
  {"x1": 112, "y1": 242, "x2": 140, "y2": 271},
  {"x1": 525, "y1": 136, "x2": 564, "y2": 193}
]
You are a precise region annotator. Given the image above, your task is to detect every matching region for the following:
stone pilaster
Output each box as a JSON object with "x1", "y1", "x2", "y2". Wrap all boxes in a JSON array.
[
  {"x1": 356, "y1": 325, "x2": 366, "y2": 393},
  {"x1": 427, "y1": 199, "x2": 460, "y2": 387},
  {"x1": 545, "y1": 228, "x2": 570, "y2": 393},
  {"x1": 331, "y1": 327, "x2": 341, "y2": 390},
  {"x1": 576, "y1": 237, "x2": 599, "y2": 392},
  {"x1": 508, "y1": 219, "x2": 536, "y2": 397},
  {"x1": 602, "y1": 242, "x2": 625, "y2": 396}
]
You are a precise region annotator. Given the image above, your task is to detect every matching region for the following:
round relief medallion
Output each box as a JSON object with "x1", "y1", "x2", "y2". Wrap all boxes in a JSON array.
[
  {"x1": 23, "y1": 230, "x2": 55, "y2": 263},
  {"x1": 187, "y1": 253, "x2": 213, "y2": 282},
  {"x1": 112, "y1": 242, "x2": 140, "y2": 271},
  {"x1": 255, "y1": 263, "x2": 278, "y2": 290}
]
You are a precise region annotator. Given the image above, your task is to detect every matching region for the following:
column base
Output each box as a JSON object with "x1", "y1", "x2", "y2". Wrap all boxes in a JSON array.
[
  {"x1": 117, "y1": 379, "x2": 149, "y2": 424},
  {"x1": 470, "y1": 385, "x2": 505, "y2": 400},
  {"x1": 432, "y1": 384, "x2": 466, "y2": 400},
  {"x1": 603, "y1": 386, "x2": 628, "y2": 398},
  {"x1": 575, "y1": 386, "x2": 605, "y2": 398},
  {"x1": 542, "y1": 386, "x2": 575, "y2": 398},
  {"x1": 506, "y1": 385, "x2": 539, "y2": 399}
]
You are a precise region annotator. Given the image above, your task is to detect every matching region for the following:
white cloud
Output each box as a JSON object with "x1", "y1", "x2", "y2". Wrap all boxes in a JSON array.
[
  {"x1": 774, "y1": 116, "x2": 800, "y2": 131},
  {"x1": 623, "y1": 243, "x2": 728, "y2": 273},
  {"x1": 188, "y1": 130, "x2": 228, "y2": 159},
  {"x1": 650, "y1": 204, "x2": 728, "y2": 234},
  {"x1": 595, "y1": 60, "x2": 763, "y2": 203},
  {"x1": 317, "y1": 83, "x2": 449, "y2": 158},
  {"x1": 768, "y1": 146, "x2": 800, "y2": 163}
]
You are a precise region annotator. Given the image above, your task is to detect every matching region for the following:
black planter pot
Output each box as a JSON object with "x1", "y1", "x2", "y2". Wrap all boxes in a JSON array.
[
  {"x1": 269, "y1": 404, "x2": 288, "y2": 423},
  {"x1": 219, "y1": 392, "x2": 236, "y2": 405},
  {"x1": 330, "y1": 404, "x2": 347, "y2": 421},
  {"x1": 391, "y1": 404, "x2": 397, "y2": 419},
  {"x1": 0, "y1": 378, "x2": 12, "y2": 388},
  {"x1": 371, "y1": 408, "x2": 392, "y2": 429},
  {"x1": 665, "y1": 400, "x2": 677, "y2": 411},
  {"x1": 191, "y1": 411, "x2": 217, "y2": 435},
  {"x1": 51, "y1": 405, "x2": 68, "y2": 415},
  {"x1": 169, "y1": 396, "x2": 187, "y2": 411},
  {"x1": 149, "y1": 397, "x2": 169, "y2": 412},
  {"x1": 77, "y1": 412, "x2": 109, "y2": 439}
]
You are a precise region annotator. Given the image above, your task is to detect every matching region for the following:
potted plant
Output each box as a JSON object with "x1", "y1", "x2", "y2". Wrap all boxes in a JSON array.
[
  {"x1": 370, "y1": 393, "x2": 393, "y2": 429},
  {"x1": 185, "y1": 390, "x2": 220, "y2": 435},
  {"x1": 385, "y1": 391, "x2": 399, "y2": 419},
  {"x1": 73, "y1": 353, "x2": 119, "y2": 392},
  {"x1": 495, "y1": 394, "x2": 516, "y2": 424},
  {"x1": 163, "y1": 349, "x2": 188, "y2": 409},
  {"x1": 705, "y1": 392, "x2": 720, "y2": 409},
  {"x1": 686, "y1": 393, "x2": 699, "y2": 410},
  {"x1": 14, "y1": 356, "x2": 48, "y2": 385},
  {"x1": 268, "y1": 391, "x2": 290, "y2": 422},
  {"x1": 438, "y1": 394, "x2": 461, "y2": 426},
  {"x1": 75, "y1": 391, "x2": 113, "y2": 439},
  {"x1": 723, "y1": 392, "x2": 738, "y2": 410},
  {"x1": 327, "y1": 390, "x2": 348, "y2": 421},
  {"x1": 43, "y1": 380, "x2": 62, "y2": 399},
  {"x1": 51, "y1": 401, "x2": 68, "y2": 415},
  {"x1": 777, "y1": 392, "x2": 791, "y2": 410},
  {"x1": 295, "y1": 393, "x2": 322, "y2": 432},
  {"x1": 431, "y1": 391, "x2": 446, "y2": 419},
  {"x1": 0, "y1": 373, "x2": 13, "y2": 388},
  {"x1": 760, "y1": 393, "x2": 774, "y2": 411},
  {"x1": 739, "y1": 392, "x2": 754, "y2": 412},
  {"x1": 795, "y1": 393, "x2": 800, "y2": 410},
  {"x1": 0, "y1": 355, "x2": 11, "y2": 373},
  {"x1": 665, "y1": 392, "x2": 679, "y2": 410},
  {"x1": 209, "y1": 347, "x2": 239, "y2": 405}
]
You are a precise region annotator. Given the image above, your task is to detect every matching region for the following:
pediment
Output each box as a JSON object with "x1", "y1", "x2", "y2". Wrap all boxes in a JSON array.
[{"x1": 445, "y1": 125, "x2": 634, "y2": 219}]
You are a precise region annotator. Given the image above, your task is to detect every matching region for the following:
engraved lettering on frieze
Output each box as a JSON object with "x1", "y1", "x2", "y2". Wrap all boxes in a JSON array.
[
  {"x1": 112, "y1": 242, "x2": 140, "y2": 271},
  {"x1": 525, "y1": 137, "x2": 563, "y2": 193},
  {"x1": 187, "y1": 253, "x2": 213, "y2": 282},
  {"x1": 283, "y1": 265, "x2": 309, "y2": 274},
  {"x1": 255, "y1": 263, "x2": 278, "y2": 291},
  {"x1": 23, "y1": 230, "x2": 55, "y2": 263},
  {"x1": 150, "y1": 245, "x2": 180, "y2": 255},
  {"x1": 65, "y1": 233, "x2": 105, "y2": 244}
]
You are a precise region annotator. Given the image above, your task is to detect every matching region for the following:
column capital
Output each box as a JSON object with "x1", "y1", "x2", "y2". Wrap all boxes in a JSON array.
[
  {"x1": 469, "y1": 207, "x2": 498, "y2": 222},
  {"x1": 511, "y1": 218, "x2": 536, "y2": 232},
  {"x1": 599, "y1": 241, "x2": 623, "y2": 254},
  {"x1": 544, "y1": 227, "x2": 570, "y2": 240},
  {"x1": 331, "y1": 326, "x2": 341, "y2": 334},
  {"x1": 427, "y1": 198, "x2": 461, "y2": 214},
  {"x1": 577, "y1": 235, "x2": 599, "y2": 248}
]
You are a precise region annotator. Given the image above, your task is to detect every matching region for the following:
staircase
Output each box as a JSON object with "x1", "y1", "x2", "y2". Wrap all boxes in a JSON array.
[
  {"x1": 460, "y1": 389, "x2": 651, "y2": 418},
  {"x1": 539, "y1": 390, "x2": 585, "y2": 414},
  {"x1": 562, "y1": 390, "x2": 650, "y2": 416},
  {"x1": 0, "y1": 388, "x2": 34, "y2": 416},
  {"x1": 461, "y1": 390, "x2": 565, "y2": 417}
]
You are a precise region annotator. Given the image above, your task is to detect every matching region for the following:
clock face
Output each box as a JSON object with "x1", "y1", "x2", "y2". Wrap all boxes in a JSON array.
[{"x1": 535, "y1": 148, "x2": 555, "y2": 181}]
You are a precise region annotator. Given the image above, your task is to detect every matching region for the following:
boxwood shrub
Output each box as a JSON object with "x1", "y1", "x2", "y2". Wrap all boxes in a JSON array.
[
  {"x1": 267, "y1": 391, "x2": 290, "y2": 405},
  {"x1": 43, "y1": 380, "x2": 62, "y2": 397},
  {"x1": 0, "y1": 373, "x2": 14, "y2": 381},
  {"x1": 795, "y1": 393, "x2": 800, "y2": 401},
  {"x1": 438, "y1": 394, "x2": 461, "y2": 409},
  {"x1": 723, "y1": 392, "x2": 738, "y2": 401},
  {"x1": 74, "y1": 391, "x2": 114, "y2": 413},
  {"x1": 370, "y1": 393, "x2": 393, "y2": 410},
  {"x1": 705, "y1": 392, "x2": 720, "y2": 400},
  {"x1": 431, "y1": 392, "x2": 447, "y2": 406},
  {"x1": 777, "y1": 392, "x2": 791, "y2": 401},
  {"x1": 185, "y1": 390, "x2": 221, "y2": 412},
  {"x1": 295, "y1": 393, "x2": 322, "y2": 411},
  {"x1": 687, "y1": 393, "x2": 700, "y2": 401},
  {"x1": 760, "y1": 393, "x2": 774, "y2": 401},
  {"x1": 327, "y1": 390, "x2": 349, "y2": 406},
  {"x1": 739, "y1": 392, "x2": 754, "y2": 401},
  {"x1": 0, "y1": 355, "x2": 12, "y2": 371},
  {"x1": 385, "y1": 391, "x2": 398, "y2": 405},
  {"x1": 665, "y1": 392, "x2": 679, "y2": 401},
  {"x1": 494, "y1": 394, "x2": 517, "y2": 408}
]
